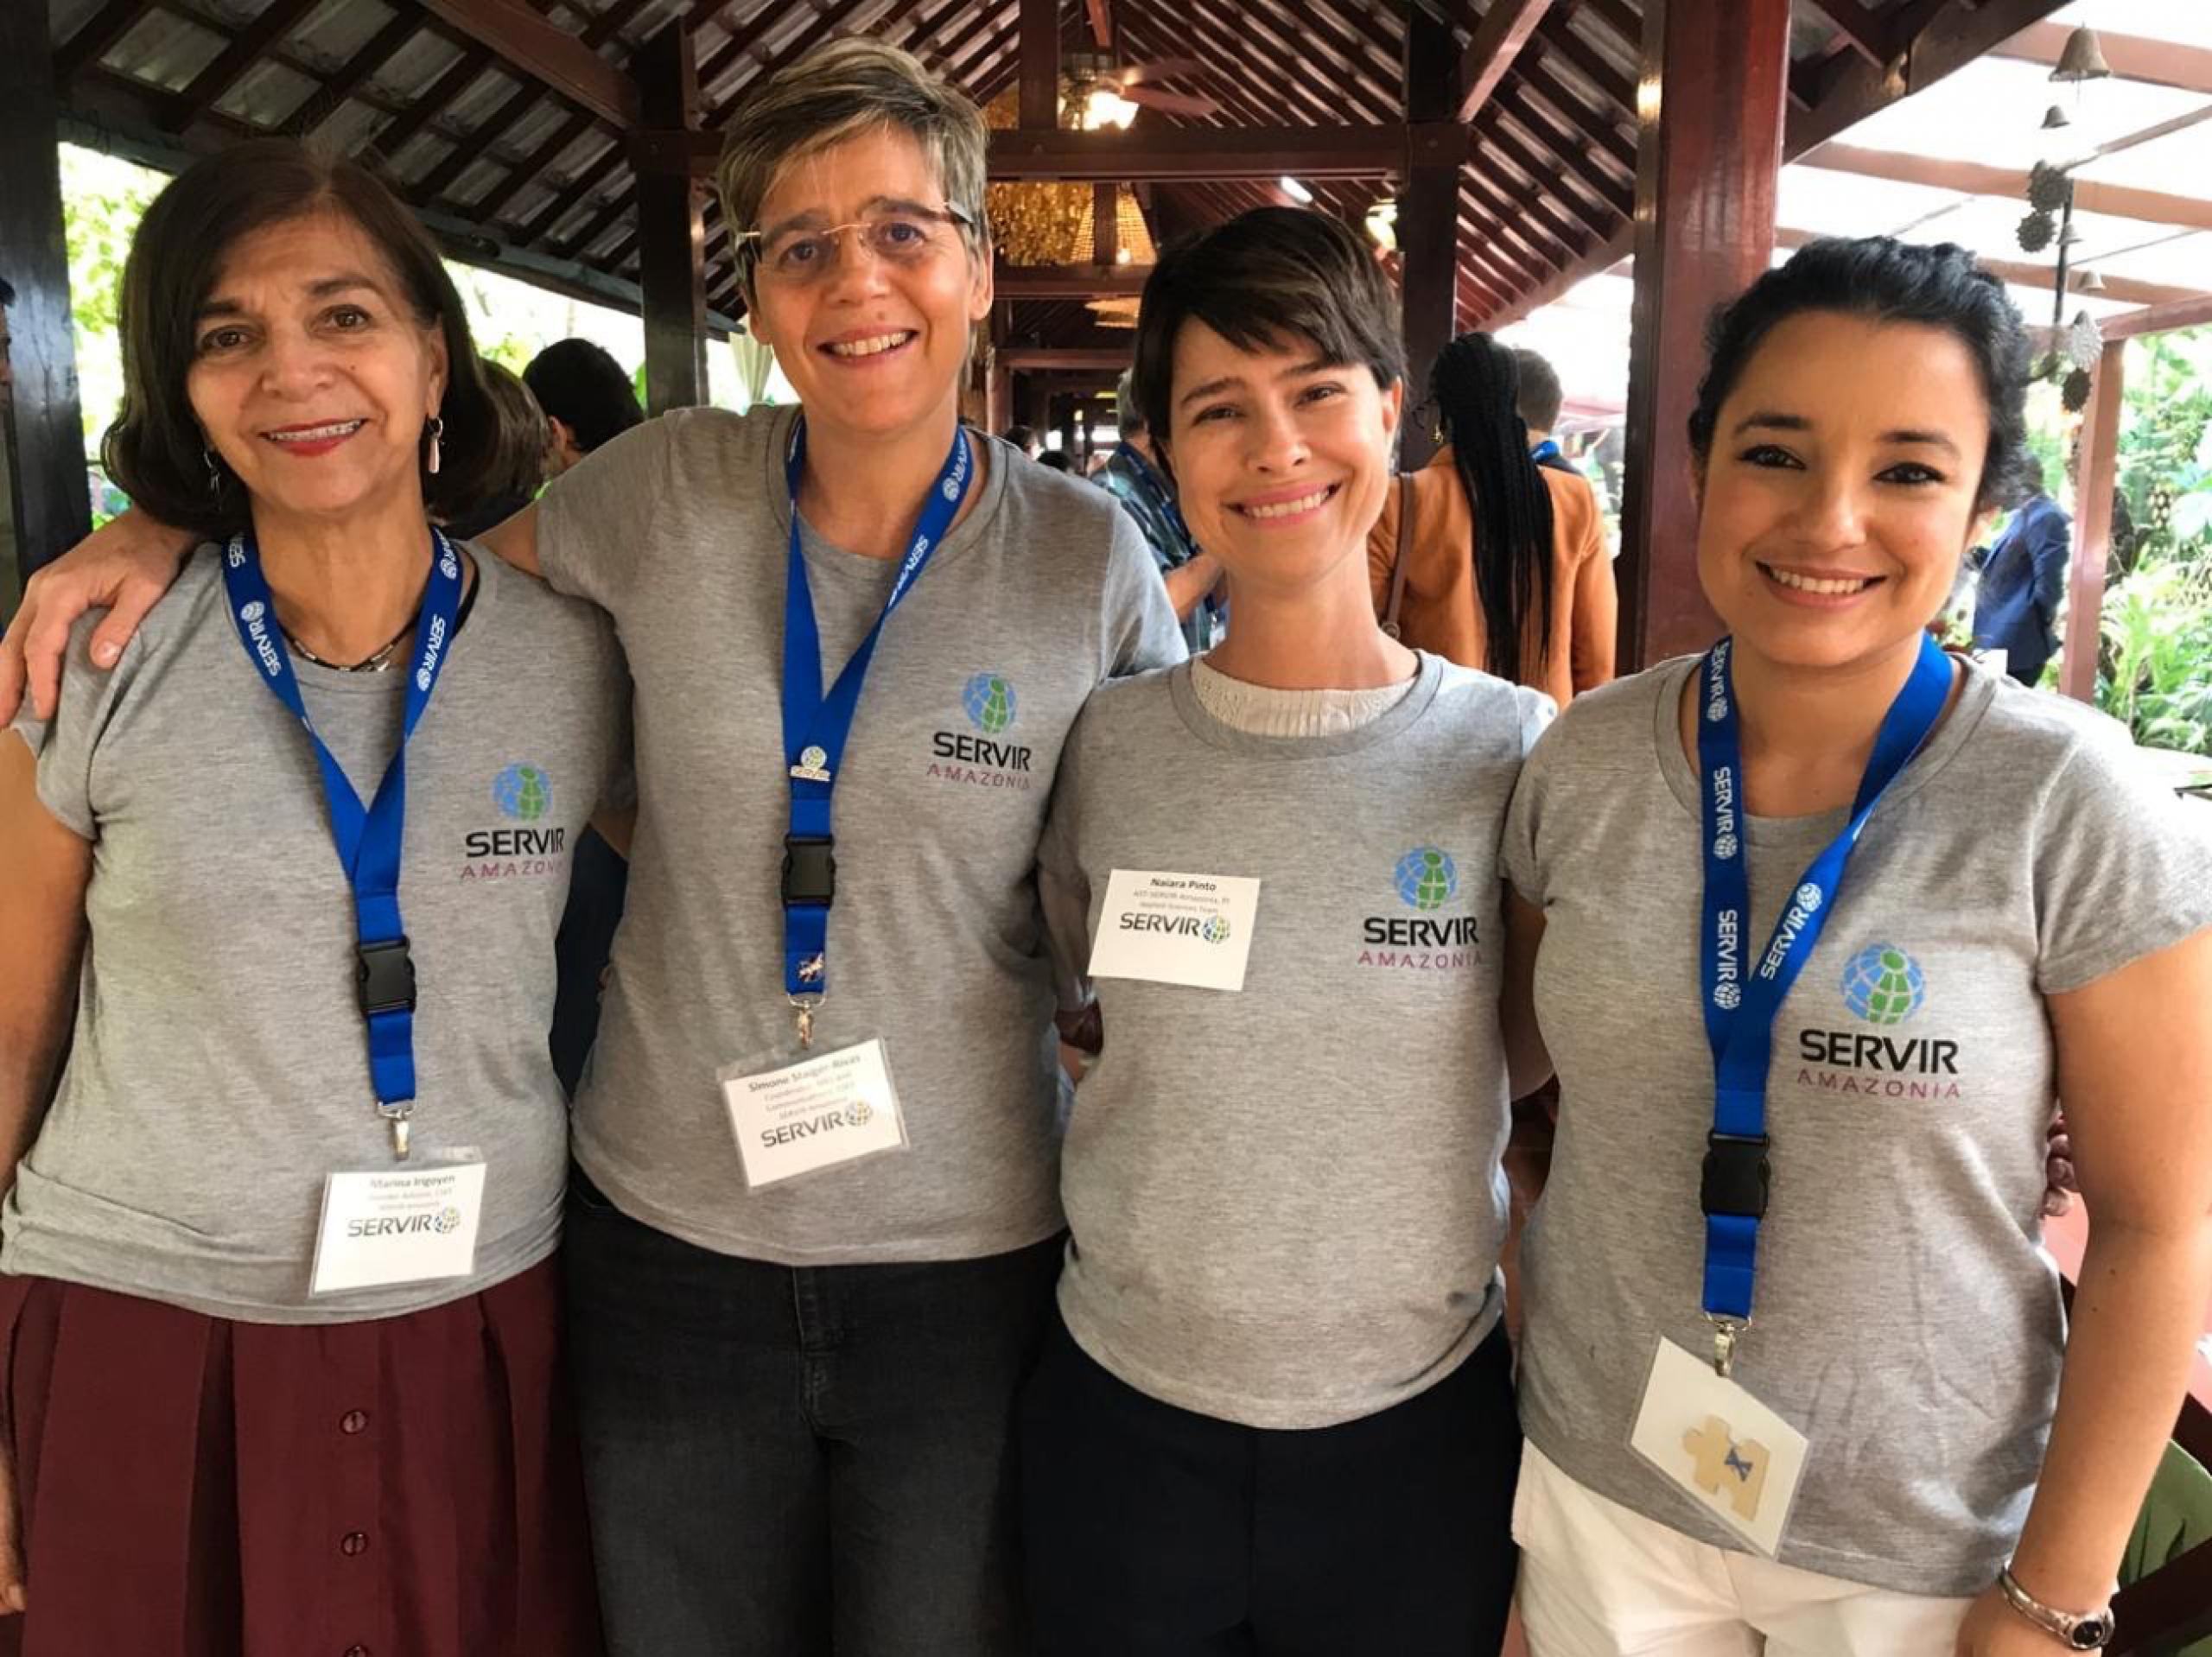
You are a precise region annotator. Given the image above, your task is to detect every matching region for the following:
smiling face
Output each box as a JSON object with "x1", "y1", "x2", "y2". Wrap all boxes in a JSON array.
[
  {"x1": 741, "y1": 124, "x2": 990, "y2": 447},
  {"x1": 1694, "y1": 310, "x2": 1995, "y2": 674},
  {"x1": 1161, "y1": 320, "x2": 1401, "y2": 596},
  {"x1": 186, "y1": 209, "x2": 446, "y2": 530}
]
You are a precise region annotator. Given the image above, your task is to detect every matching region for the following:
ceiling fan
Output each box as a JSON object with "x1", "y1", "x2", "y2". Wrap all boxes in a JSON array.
[{"x1": 1062, "y1": 52, "x2": 1221, "y2": 123}]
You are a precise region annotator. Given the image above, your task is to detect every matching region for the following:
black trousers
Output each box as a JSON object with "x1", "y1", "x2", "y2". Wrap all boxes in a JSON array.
[{"x1": 1020, "y1": 1315, "x2": 1521, "y2": 1656}]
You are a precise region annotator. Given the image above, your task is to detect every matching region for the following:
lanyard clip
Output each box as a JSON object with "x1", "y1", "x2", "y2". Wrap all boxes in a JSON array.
[
  {"x1": 378, "y1": 1101, "x2": 413, "y2": 1160},
  {"x1": 1706, "y1": 1315, "x2": 1747, "y2": 1378}
]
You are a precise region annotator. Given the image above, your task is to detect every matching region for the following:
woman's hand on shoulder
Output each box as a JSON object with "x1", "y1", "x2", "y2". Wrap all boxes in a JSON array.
[{"x1": 0, "y1": 509, "x2": 195, "y2": 724}]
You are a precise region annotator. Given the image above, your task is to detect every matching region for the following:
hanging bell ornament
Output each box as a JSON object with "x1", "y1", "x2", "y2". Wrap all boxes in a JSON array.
[
  {"x1": 2067, "y1": 309, "x2": 2105, "y2": 371},
  {"x1": 2061, "y1": 367, "x2": 2094, "y2": 413},
  {"x1": 2074, "y1": 268, "x2": 2107, "y2": 294},
  {"x1": 2057, "y1": 219, "x2": 2086, "y2": 249},
  {"x1": 2050, "y1": 26, "x2": 2111, "y2": 83},
  {"x1": 2041, "y1": 105, "x2": 2071, "y2": 130},
  {"x1": 2027, "y1": 162, "x2": 2070, "y2": 213},
  {"x1": 2018, "y1": 209, "x2": 2056, "y2": 254}
]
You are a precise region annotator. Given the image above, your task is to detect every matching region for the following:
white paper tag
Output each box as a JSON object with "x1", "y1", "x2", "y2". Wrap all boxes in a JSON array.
[
  {"x1": 310, "y1": 1162, "x2": 486, "y2": 1295},
  {"x1": 1629, "y1": 1336, "x2": 1809, "y2": 1558},
  {"x1": 1086, "y1": 869, "x2": 1262, "y2": 992},
  {"x1": 721, "y1": 1038, "x2": 908, "y2": 1188}
]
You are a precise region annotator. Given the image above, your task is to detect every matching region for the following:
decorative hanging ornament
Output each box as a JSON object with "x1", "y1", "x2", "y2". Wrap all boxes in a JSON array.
[
  {"x1": 2050, "y1": 26, "x2": 2112, "y2": 83},
  {"x1": 2074, "y1": 268, "x2": 2107, "y2": 294},
  {"x1": 2026, "y1": 162, "x2": 2070, "y2": 213},
  {"x1": 2018, "y1": 210, "x2": 2056, "y2": 254},
  {"x1": 2057, "y1": 219, "x2": 2086, "y2": 249},
  {"x1": 2040, "y1": 105, "x2": 2071, "y2": 130},
  {"x1": 2067, "y1": 310, "x2": 2105, "y2": 370},
  {"x1": 2061, "y1": 367, "x2": 2094, "y2": 412}
]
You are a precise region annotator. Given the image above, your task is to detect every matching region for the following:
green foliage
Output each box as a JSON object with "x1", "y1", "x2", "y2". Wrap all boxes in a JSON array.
[{"x1": 2096, "y1": 549, "x2": 2212, "y2": 755}]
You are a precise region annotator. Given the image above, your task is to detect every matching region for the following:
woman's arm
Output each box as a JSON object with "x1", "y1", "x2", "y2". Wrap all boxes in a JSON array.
[
  {"x1": 1958, "y1": 928, "x2": 2212, "y2": 1650},
  {"x1": 0, "y1": 503, "x2": 545, "y2": 726},
  {"x1": 1503, "y1": 890, "x2": 1553, "y2": 1099},
  {"x1": 1568, "y1": 504, "x2": 1617, "y2": 695},
  {"x1": 0, "y1": 737, "x2": 91, "y2": 1189}
]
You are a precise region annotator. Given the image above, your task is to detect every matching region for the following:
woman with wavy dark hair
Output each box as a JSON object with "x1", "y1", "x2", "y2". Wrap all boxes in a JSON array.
[
  {"x1": 1368, "y1": 330, "x2": 1616, "y2": 706},
  {"x1": 0, "y1": 139, "x2": 621, "y2": 1653}
]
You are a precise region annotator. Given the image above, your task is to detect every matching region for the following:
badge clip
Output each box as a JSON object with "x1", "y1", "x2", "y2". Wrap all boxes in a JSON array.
[
  {"x1": 379, "y1": 1101, "x2": 413, "y2": 1160},
  {"x1": 790, "y1": 994, "x2": 823, "y2": 1049},
  {"x1": 1707, "y1": 1314, "x2": 1748, "y2": 1378}
]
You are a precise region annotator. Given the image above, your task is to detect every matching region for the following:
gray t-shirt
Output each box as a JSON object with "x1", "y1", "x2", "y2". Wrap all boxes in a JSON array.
[
  {"x1": 5, "y1": 549, "x2": 626, "y2": 1323},
  {"x1": 1039, "y1": 655, "x2": 1552, "y2": 1428},
  {"x1": 534, "y1": 406, "x2": 1185, "y2": 1265},
  {"x1": 1503, "y1": 653, "x2": 2212, "y2": 1594}
]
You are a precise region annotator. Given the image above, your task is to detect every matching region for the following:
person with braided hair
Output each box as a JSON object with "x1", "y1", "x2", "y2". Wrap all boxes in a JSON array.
[{"x1": 1368, "y1": 331, "x2": 1616, "y2": 707}]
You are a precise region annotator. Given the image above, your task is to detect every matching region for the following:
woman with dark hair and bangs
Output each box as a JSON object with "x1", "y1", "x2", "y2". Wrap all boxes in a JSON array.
[
  {"x1": 0, "y1": 138, "x2": 621, "y2": 1653},
  {"x1": 1504, "y1": 237, "x2": 2212, "y2": 1654},
  {"x1": 1368, "y1": 329, "x2": 1616, "y2": 708},
  {"x1": 1027, "y1": 206, "x2": 1549, "y2": 1654}
]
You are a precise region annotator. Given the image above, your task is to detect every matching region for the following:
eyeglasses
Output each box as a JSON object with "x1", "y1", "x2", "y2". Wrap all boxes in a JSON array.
[{"x1": 738, "y1": 204, "x2": 977, "y2": 286}]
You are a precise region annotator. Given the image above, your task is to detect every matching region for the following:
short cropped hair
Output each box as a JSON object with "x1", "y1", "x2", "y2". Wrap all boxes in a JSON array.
[
  {"x1": 1002, "y1": 422, "x2": 1039, "y2": 452},
  {"x1": 1689, "y1": 237, "x2": 2032, "y2": 511},
  {"x1": 103, "y1": 138, "x2": 496, "y2": 540},
  {"x1": 1511, "y1": 346, "x2": 1564, "y2": 433},
  {"x1": 715, "y1": 36, "x2": 989, "y2": 297},
  {"x1": 522, "y1": 338, "x2": 642, "y2": 454},
  {"x1": 1131, "y1": 207, "x2": 1402, "y2": 468}
]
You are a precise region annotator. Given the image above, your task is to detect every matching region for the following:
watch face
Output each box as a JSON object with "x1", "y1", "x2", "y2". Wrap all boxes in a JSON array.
[{"x1": 2069, "y1": 1612, "x2": 2114, "y2": 1649}]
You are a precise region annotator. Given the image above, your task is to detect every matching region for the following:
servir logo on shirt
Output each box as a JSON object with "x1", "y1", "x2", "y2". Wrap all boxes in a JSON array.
[
  {"x1": 927, "y1": 670, "x2": 1034, "y2": 790},
  {"x1": 1358, "y1": 848, "x2": 1479, "y2": 969},
  {"x1": 459, "y1": 762, "x2": 569, "y2": 880},
  {"x1": 1796, "y1": 943, "x2": 1961, "y2": 1098}
]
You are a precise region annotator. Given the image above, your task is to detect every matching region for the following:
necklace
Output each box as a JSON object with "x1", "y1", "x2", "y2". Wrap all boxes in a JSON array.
[{"x1": 283, "y1": 606, "x2": 421, "y2": 673}]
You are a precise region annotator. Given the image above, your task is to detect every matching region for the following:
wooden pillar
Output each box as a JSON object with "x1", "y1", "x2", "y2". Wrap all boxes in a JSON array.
[
  {"x1": 1616, "y1": 0, "x2": 1789, "y2": 670},
  {"x1": 1399, "y1": 4, "x2": 1459, "y2": 472},
  {"x1": 0, "y1": 2, "x2": 91, "y2": 591},
  {"x1": 2060, "y1": 339, "x2": 2124, "y2": 703},
  {"x1": 1092, "y1": 182, "x2": 1117, "y2": 267},
  {"x1": 1019, "y1": 0, "x2": 1059, "y2": 131},
  {"x1": 634, "y1": 23, "x2": 706, "y2": 414}
]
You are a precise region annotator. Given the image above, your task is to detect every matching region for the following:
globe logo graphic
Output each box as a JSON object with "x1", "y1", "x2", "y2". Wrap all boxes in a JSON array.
[
  {"x1": 1794, "y1": 881, "x2": 1823, "y2": 912},
  {"x1": 432, "y1": 1206, "x2": 462, "y2": 1235},
  {"x1": 848, "y1": 1100, "x2": 874, "y2": 1127},
  {"x1": 493, "y1": 763, "x2": 553, "y2": 822},
  {"x1": 1713, "y1": 982, "x2": 1742, "y2": 1011},
  {"x1": 963, "y1": 672, "x2": 1017, "y2": 734},
  {"x1": 239, "y1": 600, "x2": 265, "y2": 624},
  {"x1": 1713, "y1": 833, "x2": 1739, "y2": 861},
  {"x1": 1841, "y1": 943, "x2": 1926, "y2": 1025},
  {"x1": 1395, "y1": 848, "x2": 1459, "y2": 911},
  {"x1": 1707, "y1": 697, "x2": 1728, "y2": 723},
  {"x1": 1201, "y1": 914, "x2": 1231, "y2": 945}
]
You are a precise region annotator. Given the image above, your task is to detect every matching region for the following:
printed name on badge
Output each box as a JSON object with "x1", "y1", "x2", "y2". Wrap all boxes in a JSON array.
[
  {"x1": 1087, "y1": 869, "x2": 1262, "y2": 992},
  {"x1": 721, "y1": 1038, "x2": 909, "y2": 1188},
  {"x1": 311, "y1": 1162, "x2": 486, "y2": 1294},
  {"x1": 1629, "y1": 1336, "x2": 1809, "y2": 1558}
]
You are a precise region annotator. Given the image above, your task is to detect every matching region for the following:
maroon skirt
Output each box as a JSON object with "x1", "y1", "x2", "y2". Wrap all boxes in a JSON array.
[{"x1": 0, "y1": 1257, "x2": 601, "y2": 1657}]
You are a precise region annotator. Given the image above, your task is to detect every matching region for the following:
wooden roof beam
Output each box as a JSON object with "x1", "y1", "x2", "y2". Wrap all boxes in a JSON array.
[
  {"x1": 1485, "y1": 115, "x2": 1622, "y2": 238},
  {"x1": 292, "y1": 9, "x2": 423, "y2": 137},
  {"x1": 1530, "y1": 12, "x2": 1635, "y2": 112},
  {"x1": 1513, "y1": 55, "x2": 1635, "y2": 177},
  {"x1": 367, "y1": 45, "x2": 498, "y2": 168},
  {"x1": 159, "y1": 0, "x2": 323, "y2": 132},
  {"x1": 995, "y1": 262, "x2": 1150, "y2": 296},
  {"x1": 1787, "y1": 0, "x2": 2071, "y2": 156},
  {"x1": 1018, "y1": 0, "x2": 1058, "y2": 128},
  {"x1": 55, "y1": 0, "x2": 153, "y2": 85},
  {"x1": 1457, "y1": 0, "x2": 1558, "y2": 124},
  {"x1": 1773, "y1": 225, "x2": 2207, "y2": 308},
  {"x1": 1085, "y1": 0, "x2": 1112, "y2": 49},
  {"x1": 1810, "y1": 0, "x2": 1897, "y2": 67},
  {"x1": 1499, "y1": 86, "x2": 1630, "y2": 208},
  {"x1": 415, "y1": 0, "x2": 642, "y2": 127},
  {"x1": 1798, "y1": 142, "x2": 2212, "y2": 233}
]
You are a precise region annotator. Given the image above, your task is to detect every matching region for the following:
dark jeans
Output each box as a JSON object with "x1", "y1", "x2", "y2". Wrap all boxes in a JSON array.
[
  {"x1": 563, "y1": 1171, "x2": 1062, "y2": 1657},
  {"x1": 1020, "y1": 1316, "x2": 1521, "y2": 1657}
]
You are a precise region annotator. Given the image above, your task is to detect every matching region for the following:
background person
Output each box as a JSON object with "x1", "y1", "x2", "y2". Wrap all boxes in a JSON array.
[
  {"x1": 444, "y1": 359, "x2": 548, "y2": 539},
  {"x1": 0, "y1": 139, "x2": 620, "y2": 1655},
  {"x1": 1970, "y1": 454, "x2": 2071, "y2": 684},
  {"x1": 1504, "y1": 236, "x2": 2212, "y2": 1656},
  {"x1": 1027, "y1": 207, "x2": 1548, "y2": 1657},
  {"x1": 1514, "y1": 346, "x2": 1580, "y2": 479},
  {"x1": 1099, "y1": 367, "x2": 1221, "y2": 652},
  {"x1": 1368, "y1": 332, "x2": 1615, "y2": 707},
  {"x1": 1002, "y1": 422, "x2": 1041, "y2": 460},
  {"x1": 522, "y1": 337, "x2": 645, "y2": 478}
]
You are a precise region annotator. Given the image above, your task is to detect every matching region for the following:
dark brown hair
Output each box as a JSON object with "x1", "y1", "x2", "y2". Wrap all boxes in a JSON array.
[
  {"x1": 472, "y1": 360, "x2": 549, "y2": 506},
  {"x1": 1131, "y1": 206, "x2": 1403, "y2": 469},
  {"x1": 103, "y1": 138, "x2": 496, "y2": 537}
]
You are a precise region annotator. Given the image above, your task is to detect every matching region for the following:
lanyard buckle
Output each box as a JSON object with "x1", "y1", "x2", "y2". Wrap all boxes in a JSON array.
[
  {"x1": 780, "y1": 835, "x2": 837, "y2": 907},
  {"x1": 1700, "y1": 1131, "x2": 1770, "y2": 1220},
  {"x1": 356, "y1": 937, "x2": 417, "y2": 1016}
]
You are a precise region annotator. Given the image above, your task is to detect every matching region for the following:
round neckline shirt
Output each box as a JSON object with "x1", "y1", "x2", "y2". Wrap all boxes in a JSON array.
[
  {"x1": 5, "y1": 549, "x2": 627, "y2": 1322},
  {"x1": 1501, "y1": 652, "x2": 2212, "y2": 1595},
  {"x1": 531, "y1": 406, "x2": 1186, "y2": 1265}
]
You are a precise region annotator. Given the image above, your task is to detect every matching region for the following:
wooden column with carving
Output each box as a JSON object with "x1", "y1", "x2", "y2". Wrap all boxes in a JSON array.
[
  {"x1": 2060, "y1": 339, "x2": 2124, "y2": 703},
  {"x1": 1617, "y1": 0, "x2": 1790, "y2": 669},
  {"x1": 634, "y1": 22, "x2": 707, "y2": 414},
  {"x1": 1399, "y1": 3, "x2": 1459, "y2": 473},
  {"x1": 0, "y1": 1, "x2": 91, "y2": 591}
]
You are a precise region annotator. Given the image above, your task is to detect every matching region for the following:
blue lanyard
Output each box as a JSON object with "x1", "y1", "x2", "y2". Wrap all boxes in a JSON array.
[
  {"x1": 221, "y1": 527, "x2": 466, "y2": 1158},
  {"x1": 1529, "y1": 438, "x2": 1562, "y2": 464},
  {"x1": 779, "y1": 417, "x2": 972, "y2": 1043},
  {"x1": 1694, "y1": 632, "x2": 1951, "y2": 1370}
]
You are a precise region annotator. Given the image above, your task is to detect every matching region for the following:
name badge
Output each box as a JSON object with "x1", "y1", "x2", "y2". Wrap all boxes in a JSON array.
[
  {"x1": 1630, "y1": 1336, "x2": 1809, "y2": 1558},
  {"x1": 310, "y1": 1162, "x2": 486, "y2": 1295},
  {"x1": 1087, "y1": 869, "x2": 1262, "y2": 992},
  {"x1": 721, "y1": 1038, "x2": 909, "y2": 1188}
]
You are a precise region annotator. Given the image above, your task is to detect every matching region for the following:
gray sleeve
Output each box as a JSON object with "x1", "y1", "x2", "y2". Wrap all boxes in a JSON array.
[
  {"x1": 1516, "y1": 685, "x2": 1559, "y2": 759},
  {"x1": 1036, "y1": 720, "x2": 1096, "y2": 1013},
  {"x1": 1101, "y1": 512, "x2": 1190, "y2": 680},
  {"x1": 535, "y1": 415, "x2": 677, "y2": 611},
  {"x1": 1501, "y1": 719, "x2": 1561, "y2": 907},
  {"x1": 6, "y1": 618, "x2": 134, "y2": 841},
  {"x1": 2033, "y1": 728, "x2": 2212, "y2": 994}
]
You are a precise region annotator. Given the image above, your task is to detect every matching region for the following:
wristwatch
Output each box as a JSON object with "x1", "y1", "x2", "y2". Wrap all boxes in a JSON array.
[{"x1": 1998, "y1": 1565, "x2": 2116, "y2": 1649}]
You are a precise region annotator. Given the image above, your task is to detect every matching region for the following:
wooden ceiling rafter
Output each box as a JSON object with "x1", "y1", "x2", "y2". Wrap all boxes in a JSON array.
[
  {"x1": 414, "y1": 0, "x2": 642, "y2": 127},
  {"x1": 364, "y1": 41, "x2": 499, "y2": 171},
  {"x1": 56, "y1": 0, "x2": 156, "y2": 85},
  {"x1": 1809, "y1": 0, "x2": 1897, "y2": 66},
  {"x1": 1495, "y1": 88, "x2": 1629, "y2": 216},
  {"x1": 293, "y1": 9, "x2": 426, "y2": 137},
  {"x1": 158, "y1": 0, "x2": 325, "y2": 134},
  {"x1": 1484, "y1": 113, "x2": 1621, "y2": 238},
  {"x1": 1455, "y1": 0, "x2": 1557, "y2": 124},
  {"x1": 1510, "y1": 55, "x2": 1632, "y2": 178}
]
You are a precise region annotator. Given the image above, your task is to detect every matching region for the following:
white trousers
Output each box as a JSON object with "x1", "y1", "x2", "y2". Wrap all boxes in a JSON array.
[{"x1": 1511, "y1": 1444, "x2": 1975, "y2": 1656}]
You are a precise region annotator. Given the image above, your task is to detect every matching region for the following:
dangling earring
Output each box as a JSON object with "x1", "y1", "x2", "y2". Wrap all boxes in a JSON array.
[
  {"x1": 425, "y1": 415, "x2": 445, "y2": 476},
  {"x1": 203, "y1": 447, "x2": 223, "y2": 497}
]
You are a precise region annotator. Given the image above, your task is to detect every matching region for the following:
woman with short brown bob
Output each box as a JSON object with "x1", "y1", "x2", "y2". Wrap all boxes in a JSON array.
[{"x1": 0, "y1": 139, "x2": 622, "y2": 1652}]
